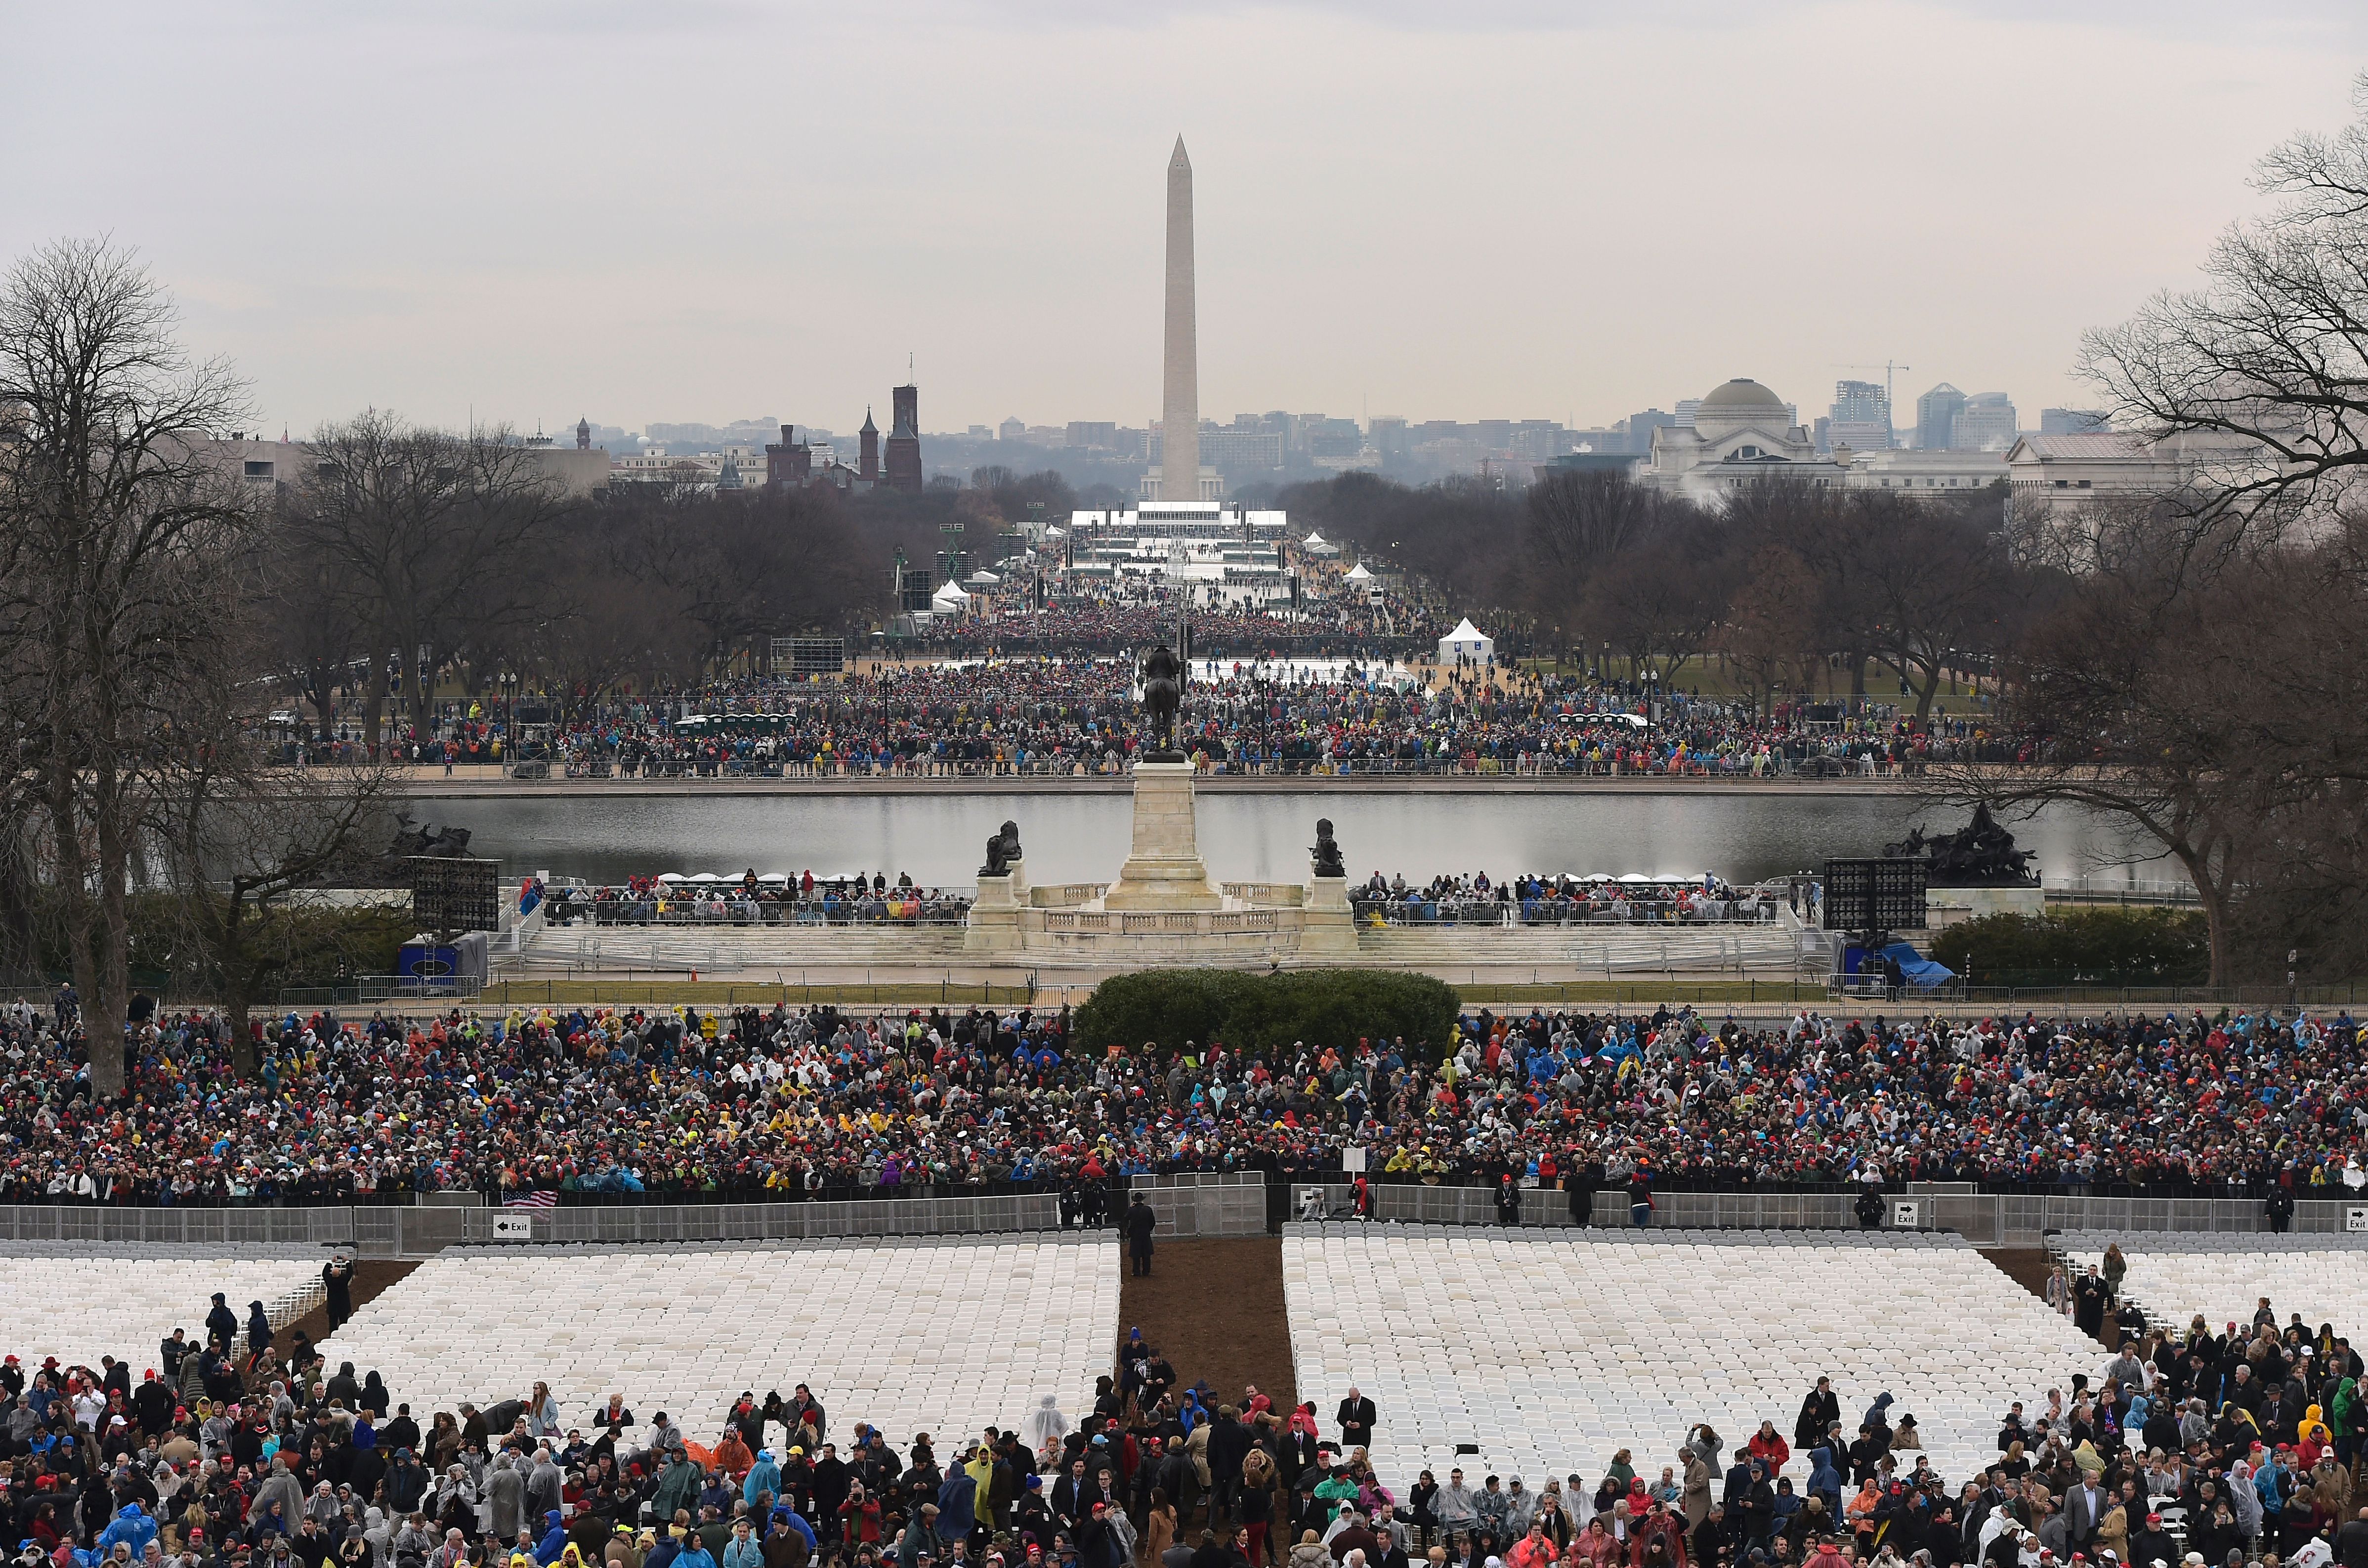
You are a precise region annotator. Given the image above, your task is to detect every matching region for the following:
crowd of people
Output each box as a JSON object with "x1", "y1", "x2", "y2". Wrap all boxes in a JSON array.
[
  {"x1": 921, "y1": 594, "x2": 1427, "y2": 657},
  {"x1": 514, "y1": 668, "x2": 2006, "y2": 783},
  {"x1": 1345, "y1": 875, "x2": 1780, "y2": 929},
  {"x1": 6, "y1": 1249, "x2": 2366, "y2": 1568},
  {"x1": 538, "y1": 875, "x2": 973, "y2": 931},
  {"x1": 1, "y1": 991, "x2": 2363, "y2": 1205}
]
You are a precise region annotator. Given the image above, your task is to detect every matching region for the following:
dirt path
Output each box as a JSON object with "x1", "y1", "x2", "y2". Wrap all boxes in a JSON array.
[{"x1": 1119, "y1": 1237, "x2": 1297, "y2": 1415}]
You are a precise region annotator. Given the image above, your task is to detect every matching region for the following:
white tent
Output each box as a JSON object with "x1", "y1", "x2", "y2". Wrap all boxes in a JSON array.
[
  {"x1": 930, "y1": 581, "x2": 972, "y2": 612},
  {"x1": 1300, "y1": 531, "x2": 1340, "y2": 557},
  {"x1": 1438, "y1": 617, "x2": 1494, "y2": 663},
  {"x1": 1343, "y1": 562, "x2": 1373, "y2": 582}
]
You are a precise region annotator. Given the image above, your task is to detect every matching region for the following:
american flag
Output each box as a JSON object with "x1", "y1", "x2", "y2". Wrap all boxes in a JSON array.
[{"x1": 502, "y1": 1191, "x2": 558, "y2": 1209}]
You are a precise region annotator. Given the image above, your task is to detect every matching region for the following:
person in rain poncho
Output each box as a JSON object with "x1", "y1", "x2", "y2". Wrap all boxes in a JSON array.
[
  {"x1": 1021, "y1": 1396, "x2": 1068, "y2": 1455},
  {"x1": 744, "y1": 1452, "x2": 783, "y2": 1510}
]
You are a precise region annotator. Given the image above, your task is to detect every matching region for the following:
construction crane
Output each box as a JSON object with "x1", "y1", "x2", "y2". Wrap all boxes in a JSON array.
[{"x1": 1833, "y1": 361, "x2": 1912, "y2": 413}]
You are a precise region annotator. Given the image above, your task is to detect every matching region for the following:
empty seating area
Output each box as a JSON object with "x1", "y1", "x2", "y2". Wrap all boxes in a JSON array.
[
  {"x1": 2056, "y1": 1232, "x2": 2368, "y2": 1342},
  {"x1": 0, "y1": 1246, "x2": 325, "y2": 1372},
  {"x1": 313, "y1": 1236, "x2": 1119, "y2": 1442},
  {"x1": 1283, "y1": 1225, "x2": 2107, "y2": 1486}
]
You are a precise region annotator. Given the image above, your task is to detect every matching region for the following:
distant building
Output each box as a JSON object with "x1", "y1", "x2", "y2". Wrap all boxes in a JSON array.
[
  {"x1": 2040, "y1": 408, "x2": 2111, "y2": 435},
  {"x1": 1066, "y1": 420, "x2": 1119, "y2": 450},
  {"x1": 1624, "y1": 409, "x2": 1676, "y2": 454},
  {"x1": 1545, "y1": 451, "x2": 1642, "y2": 477},
  {"x1": 1953, "y1": 392, "x2": 2018, "y2": 452},
  {"x1": 885, "y1": 384, "x2": 923, "y2": 494},
  {"x1": 1841, "y1": 447, "x2": 2008, "y2": 494},
  {"x1": 195, "y1": 433, "x2": 607, "y2": 497},
  {"x1": 858, "y1": 409, "x2": 879, "y2": 483},
  {"x1": 1828, "y1": 380, "x2": 1893, "y2": 452},
  {"x1": 1915, "y1": 383, "x2": 1966, "y2": 451},
  {"x1": 998, "y1": 416, "x2": 1025, "y2": 443},
  {"x1": 2003, "y1": 429, "x2": 2266, "y2": 519},
  {"x1": 1640, "y1": 378, "x2": 1844, "y2": 506},
  {"x1": 765, "y1": 424, "x2": 813, "y2": 487},
  {"x1": 1674, "y1": 399, "x2": 1701, "y2": 429},
  {"x1": 1201, "y1": 428, "x2": 1285, "y2": 471}
]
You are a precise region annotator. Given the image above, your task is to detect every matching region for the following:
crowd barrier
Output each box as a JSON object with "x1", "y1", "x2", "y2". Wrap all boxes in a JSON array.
[
  {"x1": 1351, "y1": 897, "x2": 1783, "y2": 927},
  {"x1": 573, "y1": 900, "x2": 972, "y2": 928},
  {"x1": 1, "y1": 1185, "x2": 2350, "y2": 1256},
  {"x1": 1285, "y1": 1185, "x2": 2363, "y2": 1246},
  {"x1": 0, "y1": 1206, "x2": 361, "y2": 1247}
]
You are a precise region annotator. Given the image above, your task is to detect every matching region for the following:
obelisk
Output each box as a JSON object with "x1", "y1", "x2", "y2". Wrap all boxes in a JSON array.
[{"x1": 1159, "y1": 136, "x2": 1200, "y2": 501}]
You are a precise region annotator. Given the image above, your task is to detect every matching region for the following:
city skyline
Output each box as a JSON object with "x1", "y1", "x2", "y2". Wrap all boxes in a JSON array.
[{"x1": 7, "y1": 2, "x2": 2368, "y2": 437}]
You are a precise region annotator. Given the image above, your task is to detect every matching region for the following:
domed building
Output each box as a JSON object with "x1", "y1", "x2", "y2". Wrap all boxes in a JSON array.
[{"x1": 1641, "y1": 377, "x2": 1844, "y2": 505}]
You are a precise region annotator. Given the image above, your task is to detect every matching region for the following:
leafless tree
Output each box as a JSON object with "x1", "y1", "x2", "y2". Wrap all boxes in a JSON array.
[
  {"x1": 1520, "y1": 469, "x2": 1673, "y2": 633},
  {"x1": 152, "y1": 724, "x2": 403, "y2": 1064},
  {"x1": 1715, "y1": 544, "x2": 1822, "y2": 712},
  {"x1": 0, "y1": 239, "x2": 252, "y2": 1095},
  {"x1": 2079, "y1": 70, "x2": 2368, "y2": 539},
  {"x1": 284, "y1": 410, "x2": 572, "y2": 752},
  {"x1": 1851, "y1": 491, "x2": 2018, "y2": 717},
  {"x1": 1946, "y1": 505, "x2": 2368, "y2": 985}
]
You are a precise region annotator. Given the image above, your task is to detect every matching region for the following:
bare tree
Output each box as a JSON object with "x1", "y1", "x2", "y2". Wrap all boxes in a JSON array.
[
  {"x1": 155, "y1": 732, "x2": 403, "y2": 1064},
  {"x1": 1716, "y1": 544, "x2": 1822, "y2": 712},
  {"x1": 1948, "y1": 505, "x2": 2368, "y2": 985},
  {"x1": 1520, "y1": 469, "x2": 1672, "y2": 635},
  {"x1": 284, "y1": 410, "x2": 572, "y2": 754},
  {"x1": 1851, "y1": 491, "x2": 2018, "y2": 717},
  {"x1": 2079, "y1": 70, "x2": 2368, "y2": 536},
  {"x1": 1580, "y1": 515, "x2": 1730, "y2": 684},
  {"x1": 0, "y1": 239, "x2": 253, "y2": 1096}
]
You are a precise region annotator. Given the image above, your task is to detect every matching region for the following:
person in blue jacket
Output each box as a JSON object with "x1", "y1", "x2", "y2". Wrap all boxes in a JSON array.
[
  {"x1": 743, "y1": 1451, "x2": 783, "y2": 1509},
  {"x1": 98, "y1": 1507, "x2": 157, "y2": 1559},
  {"x1": 1806, "y1": 1447, "x2": 1842, "y2": 1515},
  {"x1": 536, "y1": 1512, "x2": 570, "y2": 1565}
]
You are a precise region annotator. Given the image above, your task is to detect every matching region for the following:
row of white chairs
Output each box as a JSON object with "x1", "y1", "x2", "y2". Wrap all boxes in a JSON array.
[
  {"x1": 0, "y1": 1253, "x2": 325, "y2": 1374},
  {"x1": 2056, "y1": 1233, "x2": 2368, "y2": 1343},
  {"x1": 314, "y1": 1238, "x2": 1119, "y2": 1442},
  {"x1": 1286, "y1": 1227, "x2": 2107, "y2": 1488}
]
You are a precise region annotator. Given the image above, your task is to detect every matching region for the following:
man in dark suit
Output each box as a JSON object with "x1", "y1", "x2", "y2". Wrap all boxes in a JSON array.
[
  {"x1": 1126, "y1": 1195, "x2": 1157, "y2": 1278},
  {"x1": 1052, "y1": 1457, "x2": 1110, "y2": 1534},
  {"x1": 1335, "y1": 1390, "x2": 1377, "y2": 1451},
  {"x1": 2063, "y1": 1473, "x2": 2109, "y2": 1552}
]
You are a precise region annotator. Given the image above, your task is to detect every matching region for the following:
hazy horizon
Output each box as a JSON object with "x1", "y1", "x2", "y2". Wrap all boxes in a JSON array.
[{"x1": 7, "y1": 0, "x2": 2367, "y2": 440}]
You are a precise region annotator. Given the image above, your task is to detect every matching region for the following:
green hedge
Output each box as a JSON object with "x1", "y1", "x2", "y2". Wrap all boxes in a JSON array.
[
  {"x1": 1930, "y1": 907, "x2": 2209, "y2": 986},
  {"x1": 1072, "y1": 968, "x2": 1460, "y2": 1057}
]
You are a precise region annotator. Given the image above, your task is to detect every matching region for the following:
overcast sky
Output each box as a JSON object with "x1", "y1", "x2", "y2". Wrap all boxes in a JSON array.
[{"x1": 6, "y1": 1, "x2": 2367, "y2": 439}]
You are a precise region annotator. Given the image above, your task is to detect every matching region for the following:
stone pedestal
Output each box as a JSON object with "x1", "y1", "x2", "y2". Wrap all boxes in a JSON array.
[
  {"x1": 964, "y1": 872, "x2": 1024, "y2": 951},
  {"x1": 1300, "y1": 872, "x2": 1359, "y2": 956},
  {"x1": 1103, "y1": 760, "x2": 1222, "y2": 910}
]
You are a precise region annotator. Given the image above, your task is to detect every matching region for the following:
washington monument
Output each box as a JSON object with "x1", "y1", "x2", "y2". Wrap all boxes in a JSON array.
[{"x1": 1159, "y1": 135, "x2": 1200, "y2": 501}]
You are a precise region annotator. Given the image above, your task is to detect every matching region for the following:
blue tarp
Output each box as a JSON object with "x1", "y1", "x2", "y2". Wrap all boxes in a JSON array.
[{"x1": 1883, "y1": 942, "x2": 1956, "y2": 989}]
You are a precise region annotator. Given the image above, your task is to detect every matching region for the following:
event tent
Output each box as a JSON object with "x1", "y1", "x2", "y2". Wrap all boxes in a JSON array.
[{"x1": 1438, "y1": 617, "x2": 1494, "y2": 662}]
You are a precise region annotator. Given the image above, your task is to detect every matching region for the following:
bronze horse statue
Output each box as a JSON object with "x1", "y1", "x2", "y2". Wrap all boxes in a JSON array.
[{"x1": 1139, "y1": 641, "x2": 1184, "y2": 755}]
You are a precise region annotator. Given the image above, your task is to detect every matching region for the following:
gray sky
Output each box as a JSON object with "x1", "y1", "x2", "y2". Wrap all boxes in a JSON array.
[{"x1": 6, "y1": 0, "x2": 2367, "y2": 439}]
